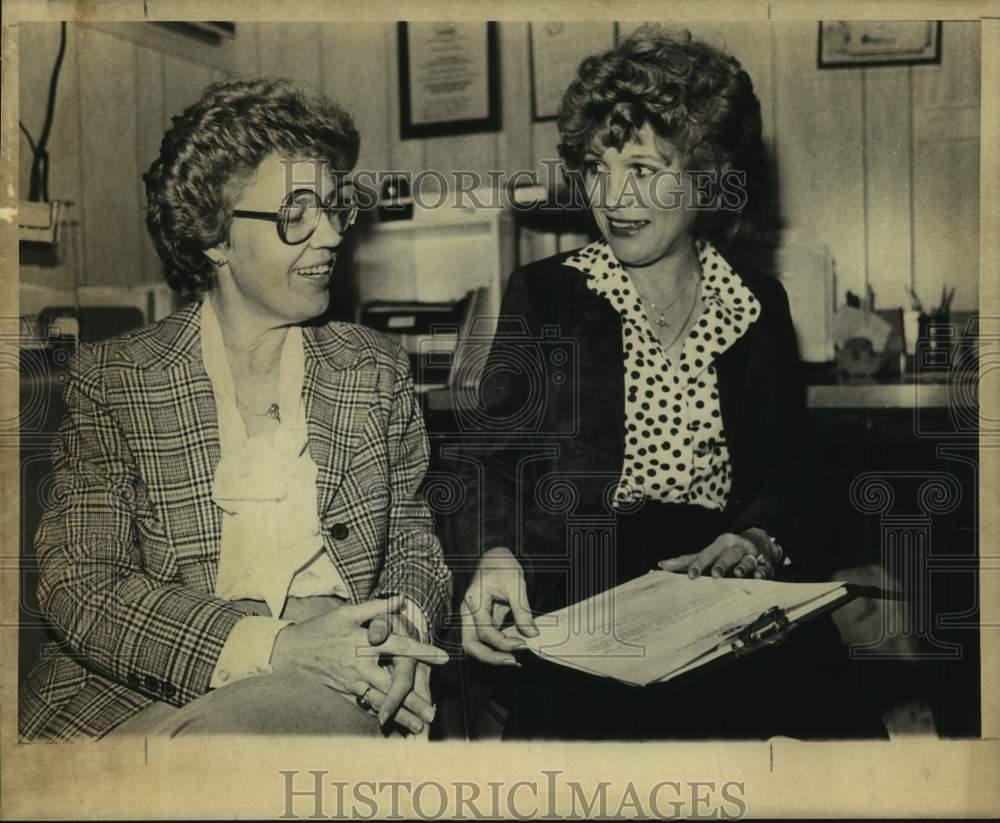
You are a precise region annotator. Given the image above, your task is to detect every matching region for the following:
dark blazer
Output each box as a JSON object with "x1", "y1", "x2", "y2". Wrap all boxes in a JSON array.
[
  {"x1": 451, "y1": 249, "x2": 829, "y2": 614},
  {"x1": 20, "y1": 301, "x2": 452, "y2": 741}
]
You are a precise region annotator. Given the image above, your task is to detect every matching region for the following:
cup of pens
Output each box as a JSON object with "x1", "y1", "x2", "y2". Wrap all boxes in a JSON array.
[{"x1": 909, "y1": 286, "x2": 956, "y2": 373}]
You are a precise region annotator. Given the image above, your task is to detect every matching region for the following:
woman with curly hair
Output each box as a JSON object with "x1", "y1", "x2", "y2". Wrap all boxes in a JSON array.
[
  {"x1": 20, "y1": 79, "x2": 451, "y2": 741},
  {"x1": 456, "y1": 27, "x2": 882, "y2": 739}
]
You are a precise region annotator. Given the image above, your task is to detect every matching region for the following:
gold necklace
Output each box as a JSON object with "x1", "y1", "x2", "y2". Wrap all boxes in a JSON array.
[
  {"x1": 644, "y1": 272, "x2": 698, "y2": 328},
  {"x1": 655, "y1": 282, "x2": 701, "y2": 357},
  {"x1": 647, "y1": 297, "x2": 681, "y2": 327}
]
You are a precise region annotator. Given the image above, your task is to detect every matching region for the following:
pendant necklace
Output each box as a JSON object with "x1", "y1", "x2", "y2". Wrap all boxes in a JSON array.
[
  {"x1": 645, "y1": 271, "x2": 698, "y2": 328},
  {"x1": 236, "y1": 396, "x2": 281, "y2": 422},
  {"x1": 656, "y1": 282, "x2": 701, "y2": 357}
]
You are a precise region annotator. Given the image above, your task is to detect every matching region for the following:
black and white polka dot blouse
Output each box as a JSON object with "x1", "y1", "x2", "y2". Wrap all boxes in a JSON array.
[{"x1": 565, "y1": 238, "x2": 761, "y2": 511}]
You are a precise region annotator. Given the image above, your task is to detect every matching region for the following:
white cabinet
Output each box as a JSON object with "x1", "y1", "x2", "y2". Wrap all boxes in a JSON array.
[{"x1": 351, "y1": 199, "x2": 516, "y2": 335}]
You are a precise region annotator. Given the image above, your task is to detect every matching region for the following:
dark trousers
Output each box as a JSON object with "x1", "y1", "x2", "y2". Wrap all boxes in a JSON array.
[
  {"x1": 502, "y1": 614, "x2": 887, "y2": 741},
  {"x1": 500, "y1": 500, "x2": 885, "y2": 740}
]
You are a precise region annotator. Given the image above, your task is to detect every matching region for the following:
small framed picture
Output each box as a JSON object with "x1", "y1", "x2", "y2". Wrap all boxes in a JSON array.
[
  {"x1": 529, "y1": 22, "x2": 618, "y2": 121},
  {"x1": 398, "y1": 22, "x2": 501, "y2": 140},
  {"x1": 818, "y1": 21, "x2": 942, "y2": 68}
]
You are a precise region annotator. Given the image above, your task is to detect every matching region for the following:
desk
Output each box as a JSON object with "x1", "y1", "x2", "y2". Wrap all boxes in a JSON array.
[
  {"x1": 421, "y1": 373, "x2": 981, "y2": 736},
  {"x1": 805, "y1": 375, "x2": 978, "y2": 410},
  {"x1": 423, "y1": 375, "x2": 978, "y2": 413}
]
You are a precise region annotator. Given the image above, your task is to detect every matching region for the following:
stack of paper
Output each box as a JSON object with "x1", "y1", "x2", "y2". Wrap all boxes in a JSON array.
[{"x1": 505, "y1": 571, "x2": 848, "y2": 686}]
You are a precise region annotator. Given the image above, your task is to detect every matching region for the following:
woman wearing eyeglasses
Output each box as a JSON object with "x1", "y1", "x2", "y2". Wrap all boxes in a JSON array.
[{"x1": 19, "y1": 79, "x2": 451, "y2": 741}]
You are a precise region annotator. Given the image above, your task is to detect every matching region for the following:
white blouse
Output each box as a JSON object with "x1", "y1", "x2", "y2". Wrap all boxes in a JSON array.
[
  {"x1": 200, "y1": 297, "x2": 427, "y2": 689},
  {"x1": 201, "y1": 295, "x2": 349, "y2": 618},
  {"x1": 201, "y1": 296, "x2": 349, "y2": 687},
  {"x1": 565, "y1": 238, "x2": 760, "y2": 511}
]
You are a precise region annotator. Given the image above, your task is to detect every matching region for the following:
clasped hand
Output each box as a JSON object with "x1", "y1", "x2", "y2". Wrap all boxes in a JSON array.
[{"x1": 270, "y1": 594, "x2": 447, "y2": 734}]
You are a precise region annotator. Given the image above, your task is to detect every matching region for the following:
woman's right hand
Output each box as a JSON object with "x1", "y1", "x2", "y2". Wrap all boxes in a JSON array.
[
  {"x1": 270, "y1": 595, "x2": 447, "y2": 733},
  {"x1": 460, "y1": 547, "x2": 539, "y2": 665}
]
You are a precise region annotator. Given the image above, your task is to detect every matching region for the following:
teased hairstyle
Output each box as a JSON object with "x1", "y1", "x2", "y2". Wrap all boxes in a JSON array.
[
  {"x1": 557, "y1": 25, "x2": 768, "y2": 256},
  {"x1": 144, "y1": 78, "x2": 360, "y2": 297}
]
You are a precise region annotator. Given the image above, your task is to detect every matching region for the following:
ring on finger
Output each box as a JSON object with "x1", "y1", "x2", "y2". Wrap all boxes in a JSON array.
[{"x1": 356, "y1": 686, "x2": 376, "y2": 713}]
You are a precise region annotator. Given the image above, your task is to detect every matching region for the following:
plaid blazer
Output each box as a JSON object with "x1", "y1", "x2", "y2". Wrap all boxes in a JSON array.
[{"x1": 19, "y1": 301, "x2": 452, "y2": 741}]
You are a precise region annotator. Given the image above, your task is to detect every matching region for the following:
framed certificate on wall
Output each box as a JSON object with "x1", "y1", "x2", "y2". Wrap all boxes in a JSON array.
[
  {"x1": 818, "y1": 21, "x2": 942, "y2": 68},
  {"x1": 529, "y1": 22, "x2": 617, "y2": 121},
  {"x1": 398, "y1": 21, "x2": 501, "y2": 139}
]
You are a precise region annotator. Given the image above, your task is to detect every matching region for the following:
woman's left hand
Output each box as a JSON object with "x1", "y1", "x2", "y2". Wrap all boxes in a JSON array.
[
  {"x1": 658, "y1": 528, "x2": 781, "y2": 580},
  {"x1": 366, "y1": 611, "x2": 433, "y2": 733}
]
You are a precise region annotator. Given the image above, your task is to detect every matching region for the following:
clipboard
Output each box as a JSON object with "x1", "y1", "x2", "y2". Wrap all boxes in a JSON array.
[
  {"x1": 640, "y1": 582, "x2": 904, "y2": 687},
  {"x1": 728, "y1": 583, "x2": 902, "y2": 656},
  {"x1": 508, "y1": 573, "x2": 904, "y2": 688}
]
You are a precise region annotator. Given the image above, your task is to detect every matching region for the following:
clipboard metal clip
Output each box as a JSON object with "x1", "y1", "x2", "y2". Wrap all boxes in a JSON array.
[{"x1": 731, "y1": 606, "x2": 793, "y2": 656}]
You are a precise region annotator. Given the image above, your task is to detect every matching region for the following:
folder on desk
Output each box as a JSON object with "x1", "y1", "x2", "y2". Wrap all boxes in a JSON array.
[{"x1": 505, "y1": 571, "x2": 894, "y2": 687}]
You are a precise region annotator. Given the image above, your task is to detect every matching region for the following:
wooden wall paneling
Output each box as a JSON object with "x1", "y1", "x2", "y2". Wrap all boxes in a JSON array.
[
  {"x1": 687, "y1": 23, "x2": 776, "y2": 141},
  {"x1": 772, "y1": 22, "x2": 867, "y2": 304},
  {"x1": 256, "y1": 23, "x2": 323, "y2": 92},
  {"x1": 28, "y1": 21, "x2": 976, "y2": 311},
  {"x1": 511, "y1": 21, "x2": 591, "y2": 267},
  {"x1": 913, "y1": 101, "x2": 980, "y2": 143},
  {"x1": 616, "y1": 21, "x2": 651, "y2": 40},
  {"x1": 18, "y1": 23, "x2": 84, "y2": 291},
  {"x1": 87, "y1": 22, "x2": 237, "y2": 74},
  {"x1": 231, "y1": 22, "x2": 262, "y2": 79},
  {"x1": 385, "y1": 23, "x2": 426, "y2": 178},
  {"x1": 505, "y1": 22, "x2": 545, "y2": 267},
  {"x1": 530, "y1": 120, "x2": 561, "y2": 183},
  {"x1": 361, "y1": 23, "x2": 423, "y2": 308},
  {"x1": 77, "y1": 27, "x2": 142, "y2": 286},
  {"x1": 912, "y1": 139, "x2": 980, "y2": 313},
  {"x1": 499, "y1": 22, "x2": 532, "y2": 177},
  {"x1": 523, "y1": 25, "x2": 565, "y2": 260},
  {"x1": 162, "y1": 52, "x2": 216, "y2": 124},
  {"x1": 910, "y1": 21, "x2": 981, "y2": 312},
  {"x1": 318, "y1": 22, "x2": 391, "y2": 174},
  {"x1": 423, "y1": 133, "x2": 499, "y2": 197},
  {"x1": 691, "y1": 22, "x2": 775, "y2": 151},
  {"x1": 862, "y1": 67, "x2": 913, "y2": 311},
  {"x1": 687, "y1": 23, "x2": 778, "y2": 234},
  {"x1": 135, "y1": 44, "x2": 166, "y2": 284},
  {"x1": 912, "y1": 21, "x2": 980, "y2": 107}
]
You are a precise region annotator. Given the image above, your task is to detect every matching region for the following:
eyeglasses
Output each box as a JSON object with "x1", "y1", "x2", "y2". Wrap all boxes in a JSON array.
[{"x1": 232, "y1": 187, "x2": 359, "y2": 245}]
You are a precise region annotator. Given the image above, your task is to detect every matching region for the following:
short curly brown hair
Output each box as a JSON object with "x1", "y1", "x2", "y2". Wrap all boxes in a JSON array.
[
  {"x1": 143, "y1": 78, "x2": 360, "y2": 297},
  {"x1": 557, "y1": 25, "x2": 767, "y2": 255}
]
